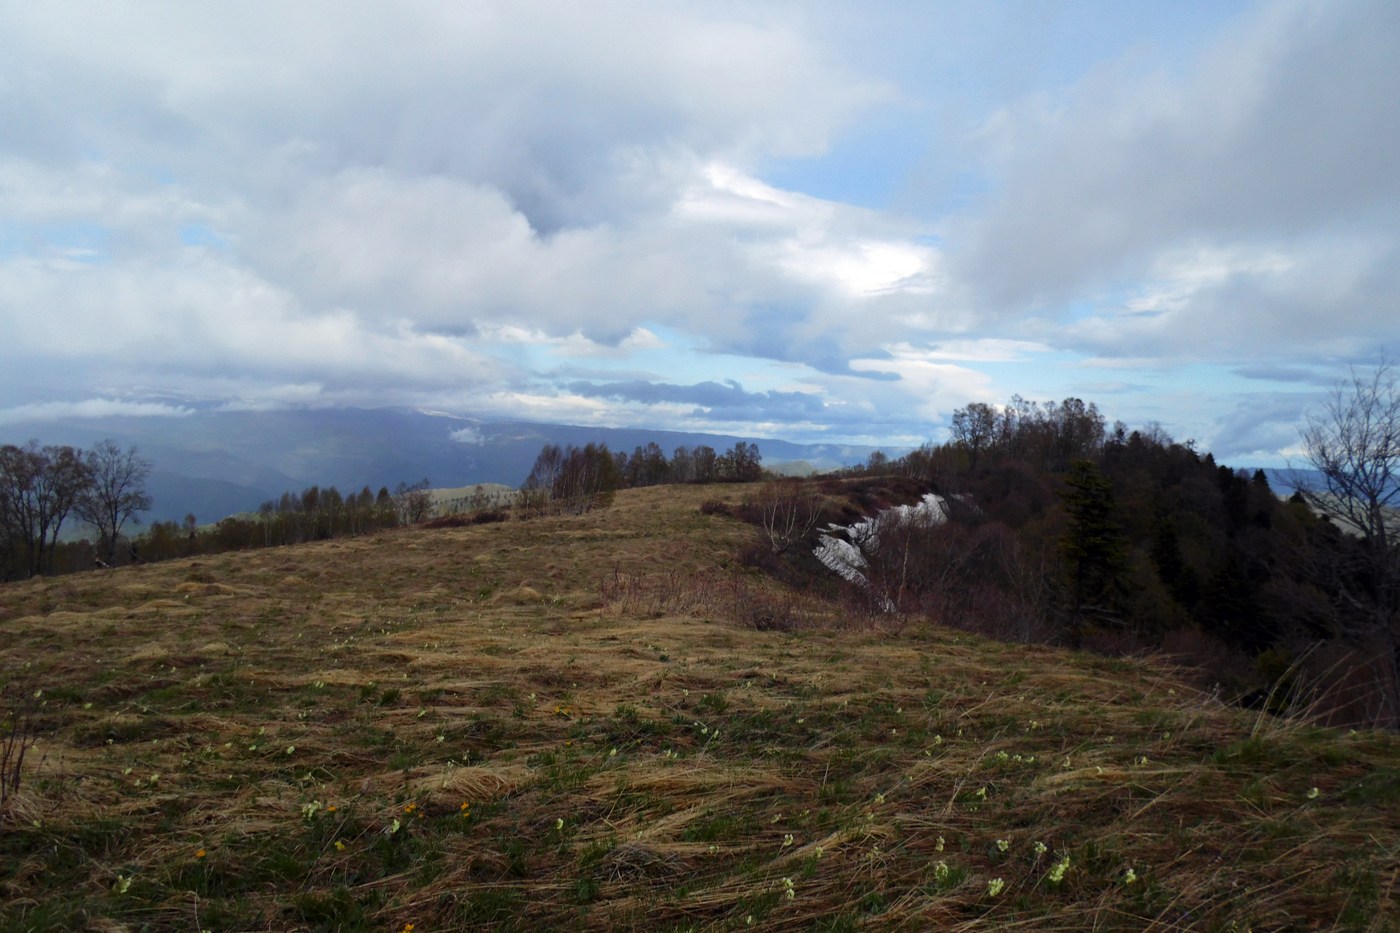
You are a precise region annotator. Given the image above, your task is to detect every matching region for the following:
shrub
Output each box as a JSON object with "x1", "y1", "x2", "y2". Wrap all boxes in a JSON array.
[{"x1": 1, "y1": 678, "x2": 39, "y2": 824}]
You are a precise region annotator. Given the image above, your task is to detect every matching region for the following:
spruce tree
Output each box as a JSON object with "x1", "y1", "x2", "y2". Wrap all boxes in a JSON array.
[{"x1": 1060, "y1": 459, "x2": 1129, "y2": 624}]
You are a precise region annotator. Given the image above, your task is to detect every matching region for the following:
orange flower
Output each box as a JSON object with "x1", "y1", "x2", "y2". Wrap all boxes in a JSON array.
[{"x1": 195, "y1": 848, "x2": 206, "y2": 859}]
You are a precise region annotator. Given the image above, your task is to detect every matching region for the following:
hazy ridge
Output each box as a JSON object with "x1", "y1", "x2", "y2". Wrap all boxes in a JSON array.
[{"x1": 1, "y1": 404, "x2": 888, "y2": 524}]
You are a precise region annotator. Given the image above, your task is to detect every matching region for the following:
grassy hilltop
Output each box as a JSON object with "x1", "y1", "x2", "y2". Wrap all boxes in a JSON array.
[{"x1": 1, "y1": 484, "x2": 1398, "y2": 931}]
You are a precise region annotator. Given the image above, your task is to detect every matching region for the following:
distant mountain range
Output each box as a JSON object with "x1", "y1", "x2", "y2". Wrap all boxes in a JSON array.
[{"x1": 0, "y1": 404, "x2": 892, "y2": 525}]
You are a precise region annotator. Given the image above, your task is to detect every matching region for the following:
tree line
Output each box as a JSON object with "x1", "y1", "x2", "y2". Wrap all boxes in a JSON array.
[
  {"x1": 0, "y1": 436, "x2": 446, "y2": 579},
  {"x1": 136, "y1": 479, "x2": 436, "y2": 561},
  {"x1": 519, "y1": 440, "x2": 763, "y2": 515},
  {"x1": 1, "y1": 431, "x2": 770, "y2": 578}
]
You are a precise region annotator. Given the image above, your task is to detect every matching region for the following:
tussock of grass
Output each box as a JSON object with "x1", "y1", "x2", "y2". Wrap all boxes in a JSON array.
[{"x1": 1, "y1": 484, "x2": 1398, "y2": 931}]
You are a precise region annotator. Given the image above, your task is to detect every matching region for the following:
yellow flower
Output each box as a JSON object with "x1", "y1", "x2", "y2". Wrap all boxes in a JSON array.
[
  {"x1": 195, "y1": 848, "x2": 206, "y2": 859},
  {"x1": 326, "y1": 805, "x2": 337, "y2": 813}
]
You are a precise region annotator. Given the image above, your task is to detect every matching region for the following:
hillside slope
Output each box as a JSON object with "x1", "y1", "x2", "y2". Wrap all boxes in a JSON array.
[{"x1": 1, "y1": 485, "x2": 1397, "y2": 931}]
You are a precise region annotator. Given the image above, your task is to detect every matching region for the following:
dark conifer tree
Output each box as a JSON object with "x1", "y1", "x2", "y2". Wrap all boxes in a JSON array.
[{"x1": 1059, "y1": 459, "x2": 1129, "y2": 628}]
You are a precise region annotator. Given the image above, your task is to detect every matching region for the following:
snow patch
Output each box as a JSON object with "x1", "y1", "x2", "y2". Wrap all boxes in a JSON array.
[{"x1": 814, "y1": 493, "x2": 949, "y2": 594}]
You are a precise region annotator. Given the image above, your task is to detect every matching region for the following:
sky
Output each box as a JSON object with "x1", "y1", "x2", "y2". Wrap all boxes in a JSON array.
[{"x1": 1, "y1": 0, "x2": 1396, "y2": 466}]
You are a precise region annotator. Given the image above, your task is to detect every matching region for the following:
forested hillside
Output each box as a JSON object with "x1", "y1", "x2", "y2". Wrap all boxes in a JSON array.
[{"x1": 737, "y1": 388, "x2": 1398, "y2": 728}]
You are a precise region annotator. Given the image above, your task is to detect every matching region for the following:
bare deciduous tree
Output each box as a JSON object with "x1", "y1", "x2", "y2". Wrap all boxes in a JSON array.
[
  {"x1": 0, "y1": 442, "x2": 92, "y2": 577},
  {"x1": 752, "y1": 479, "x2": 823, "y2": 554},
  {"x1": 76, "y1": 440, "x2": 153, "y2": 565},
  {"x1": 1297, "y1": 356, "x2": 1400, "y2": 722},
  {"x1": 520, "y1": 444, "x2": 621, "y2": 515},
  {"x1": 393, "y1": 479, "x2": 434, "y2": 525},
  {"x1": 950, "y1": 402, "x2": 997, "y2": 471}
]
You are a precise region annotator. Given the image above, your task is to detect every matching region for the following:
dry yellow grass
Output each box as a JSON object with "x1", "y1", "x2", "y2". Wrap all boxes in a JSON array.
[{"x1": 1, "y1": 484, "x2": 1398, "y2": 931}]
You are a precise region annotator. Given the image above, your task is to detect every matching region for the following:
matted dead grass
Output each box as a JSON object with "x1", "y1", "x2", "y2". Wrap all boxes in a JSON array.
[{"x1": 1, "y1": 483, "x2": 1398, "y2": 931}]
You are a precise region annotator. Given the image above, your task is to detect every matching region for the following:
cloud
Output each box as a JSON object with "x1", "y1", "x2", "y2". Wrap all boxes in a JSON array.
[
  {"x1": 0, "y1": 398, "x2": 194, "y2": 425},
  {"x1": 1232, "y1": 365, "x2": 1332, "y2": 385},
  {"x1": 567, "y1": 379, "x2": 827, "y2": 422},
  {"x1": 0, "y1": 3, "x2": 1020, "y2": 418},
  {"x1": 0, "y1": 252, "x2": 529, "y2": 421},
  {"x1": 0, "y1": 1, "x2": 899, "y2": 357},
  {"x1": 449, "y1": 426, "x2": 485, "y2": 445},
  {"x1": 905, "y1": 339, "x2": 1050, "y2": 363},
  {"x1": 840, "y1": 345, "x2": 1000, "y2": 432},
  {"x1": 1056, "y1": 237, "x2": 1400, "y2": 365},
  {"x1": 0, "y1": 1, "x2": 1394, "y2": 462},
  {"x1": 1208, "y1": 392, "x2": 1314, "y2": 461},
  {"x1": 949, "y1": 0, "x2": 1400, "y2": 358},
  {"x1": 2, "y1": 2, "x2": 889, "y2": 210}
]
